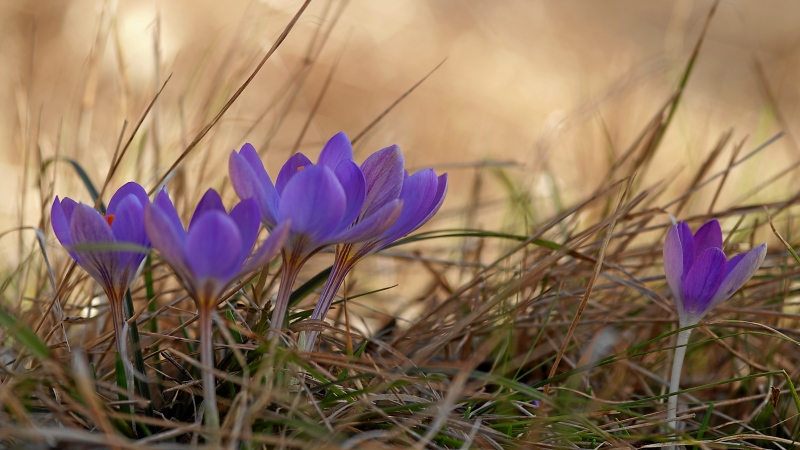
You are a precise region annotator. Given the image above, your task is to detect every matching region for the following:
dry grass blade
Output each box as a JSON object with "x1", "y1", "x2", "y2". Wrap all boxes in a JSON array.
[
  {"x1": 405, "y1": 179, "x2": 629, "y2": 362},
  {"x1": 149, "y1": 0, "x2": 313, "y2": 195},
  {"x1": 413, "y1": 338, "x2": 497, "y2": 450},
  {"x1": 544, "y1": 176, "x2": 633, "y2": 396},
  {"x1": 96, "y1": 73, "x2": 171, "y2": 205},
  {"x1": 351, "y1": 58, "x2": 447, "y2": 145},
  {"x1": 673, "y1": 129, "x2": 731, "y2": 216},
  {"x1": 708, "y1": 136, "x2": 746, "y2": 214},
  {"x1": 291, "y1": 41, "x2": 346, "y2": 154},
  {"x1": 664, "y1": 131, "x2": 785, "y2": 210},
  {"x1": 72, "y1": 350, "x2": 123, "y2": 448},
  {"x1": 767, "y1": 210, "x2": 800, "y2": 265}
]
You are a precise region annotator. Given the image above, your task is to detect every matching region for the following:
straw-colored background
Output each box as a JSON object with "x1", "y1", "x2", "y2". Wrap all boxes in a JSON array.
[{"x1": 2, "y1": 0, "x2": 799, "y2": 257}]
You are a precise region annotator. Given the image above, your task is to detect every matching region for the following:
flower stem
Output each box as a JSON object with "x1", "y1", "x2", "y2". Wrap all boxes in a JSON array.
[
  {"x1": 299, "y1": 262, "x2": 349, "y2": 351},
  {"x1": 268, "y1": 256, "x2": 300, "y2": 338},
  {"x1": 666, "y1": 327, "x2": 692, "y2": 444},
  {"x1": 110, "y1": 300, "x2": 127, "y2": 360},
  {"x1": 198, "y1": 306, "x2": 219, "y2": 430},
  {"x1": 109, "y1": 299, "x2": 134, "y2": 402}
]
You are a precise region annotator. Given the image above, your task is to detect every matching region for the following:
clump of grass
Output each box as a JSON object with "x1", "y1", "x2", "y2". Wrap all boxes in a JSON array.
[{"x1": 3, "y1": 1, "x2": 800, "y2": 449}]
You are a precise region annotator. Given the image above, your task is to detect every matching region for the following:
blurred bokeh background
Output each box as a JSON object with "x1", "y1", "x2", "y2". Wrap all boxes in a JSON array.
[{"x1": 2, "y1": 0, "x2": 799, "y2": 276}]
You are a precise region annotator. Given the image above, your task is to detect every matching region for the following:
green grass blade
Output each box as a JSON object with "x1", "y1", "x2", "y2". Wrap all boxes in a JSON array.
[
  {"x1": 114, "y1": 351, "x2": 132, "y2": 414},
  {"x1": 389, "y1": 228, "x2": 561, "y2": 250},
  {"x1": 41, "y1": 156, "x2": 106, "y2": 213},
  {"x1": 123, "y1": 290, "x2": 154, "y2": 420},
  {"x1": 693, "y1": 402, "x2": 714, "y2": 450},
  {"x1": 224, "y1": 309, "x2": 244, "y2": 344},
  {"x1": 0, "y1": 305, "x2": 50, "y2": 360},
  {"x1": 287, "y1": 266, "x2": 332, "y2": 308}
]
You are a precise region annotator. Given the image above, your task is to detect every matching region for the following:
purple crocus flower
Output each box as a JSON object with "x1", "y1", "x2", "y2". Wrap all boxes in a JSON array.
[
  {"x1": 663, "y1": 218, "x2": 766, "y2": 434},
  {"x1": 301, "y1": 145, "x2": 448, "y2": 350},
  {"x1": 51, "y1": 182, "x2": 151, "y2": 354},
  {"x1": 144, "y1": 188, "x2": 288, "y2": 307},
  {"x1": 143, "y1": 188, "x2": 288, "y2": 428},
  {"x1": 663, "y1": 219, "x2": 767, "y2": 327},
  {"x1": 228, "y1": 133, "x2": 403, "y2": 332}
]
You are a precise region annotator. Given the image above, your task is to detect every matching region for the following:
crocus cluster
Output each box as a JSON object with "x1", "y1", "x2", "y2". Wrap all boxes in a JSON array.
[
  {"x1": 229, "y1": 132, "x2": 447, "y2": 339},
  {"x1": 301, "y1": 145, "x2": 447, "y2": 350},
  {"x1": 662, "y1": 219, "x2": 766, "y2": 436},
  {"x1": 51, "y1": 132, "x2": 447, "y2": 427}
]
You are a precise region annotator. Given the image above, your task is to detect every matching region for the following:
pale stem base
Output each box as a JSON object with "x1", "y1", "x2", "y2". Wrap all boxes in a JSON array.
[
  {"x1": 109, "y1": 299, "x2": 134, "y2": 401},
  {"x1": 269, "y1": 260, "x2": 300, "y2": 340},
  {"x1": 299, "y1": 263, "x2": 348, "y2": 352},
  {"x1": 666, "y1": 327, "x2": 692, "y2": 448},
  {"x1": 199, "y1": 307, "x2": 219, "y2": 430}
]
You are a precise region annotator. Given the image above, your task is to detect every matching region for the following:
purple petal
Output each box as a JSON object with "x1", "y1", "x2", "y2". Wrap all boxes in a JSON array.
[
  {"x1": 317, "y1": 132, "x2": 354, "y2": 168},
  {"x1": 682, "y1": 247, "x2": 726, "y2": 318},
  {"x1": 51, "y1": 197, "x2": 75, "y2": 249},
  {"x1": 69, "y1": 203, "x2": 117, "y2": 286},
  {"x1": 360, "y1": 145, "x2": 405, "y2": 219},
  {"x1": 61, "y1": 197, "x2": 78, "y2": 222},
  {"x1": 186, "y1": 211, "x2": 244, "y2": 285},
  {"x1": 188, "y1": 189, "x2": 226, "y2": 232},
  {"x1": 723, "y1": 252, "x2": 746, "y2": 279},
  {"x1": 278, "y1": 165, "x2": 346, "y2": 242},
  {"x1": 70, "y1": 203, "x2": 115, "y2": 245},
  {"x1": 242, "y1": 221, "x2": 290, "y2": 273},
  {"x1": 335, "y1": 199, "x2": 402, "y2": 244},
  {"x1": 238, "y1": 144, "x2": 271, "y2": 188},
  {"x1": 106, "y1": 182, "x2": 149, "y2": 215},
  {"x1": 334, "y1": 160, "x2": 366, "y2": 229},
  {"x1": 415, "y1": 173, "x2": 448, "y2": 229},
  {"x1": 110, "y1": 196, "x2": 147, "y2": 244},
  {"x1": 229, "y1": 146, "x2": 280, "y2": 226},
  {"x1": 144, "y1": 203, "x2": 189, "y2": 278},
  {"x1": 228, "y1": 198, "x2": 260, "y2": 256},
  {"x1": 110, "y1": 195, "x2": 149, "y2": 271},
  {"x1": 693, "y1": 219, "x2": 722, "y2": 257},
  {"x1": 708, "y1": 243, "x2": 767, "y2": 310},
  {"x1": 154, "y1": 188, "x2": 185, "y2": 234},
  {"x1": 677, "y1": 222, "x2": 695, "y2": 278},
  {"x1": 275, "y1": 153, "x2": 313, "y2": 196},
  {"x1": 381, "y1": 168, "x2": 439, "y2": 243},
  {"x1": 663, "y1": 224, "x2": 685, "y2": 310}
]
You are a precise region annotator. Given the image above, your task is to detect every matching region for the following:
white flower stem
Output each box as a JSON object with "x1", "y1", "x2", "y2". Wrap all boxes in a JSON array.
[
  {"x1": 109, "y1": 299, "x2": 135, "y2": 403},
  {"x1": 269, "y1": 258, "x2": 300, "y2": 339},
  {"x1": 299, "y1": 262, "x2": 349, "y2": 352},
  {"x1": 666, "y1": 327, "x2": 692, "y2": 446},
  {"x1": 199, "y1": 306, "x2": 219, "y2": 430}
]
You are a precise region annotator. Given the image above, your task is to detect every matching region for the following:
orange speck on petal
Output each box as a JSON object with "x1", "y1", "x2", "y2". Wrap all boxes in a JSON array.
[
  {"x1": 296, "y1": 165, "x2": 306, "y2": 172},
  {"x1": 104, "y1": 214, "x2": 115, "y2": 226}
]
